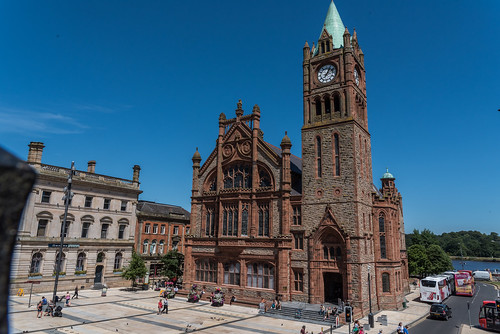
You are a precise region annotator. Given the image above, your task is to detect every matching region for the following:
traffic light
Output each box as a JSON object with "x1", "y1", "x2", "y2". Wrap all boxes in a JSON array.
[
  {"x1": 345, "y1": 306, "x2": 352, "y2": 323},
  {"x1": 496, "y1": 299, "x2": 500, "y2": 312}
]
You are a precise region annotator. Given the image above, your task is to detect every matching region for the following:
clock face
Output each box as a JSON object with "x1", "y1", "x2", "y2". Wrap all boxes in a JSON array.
[
  {"x1": 317, "y1": 64, "x2": 336, "y2": 83},
  {"x1": 354, "y1": 68, "x2": 360, "y2": 86}
]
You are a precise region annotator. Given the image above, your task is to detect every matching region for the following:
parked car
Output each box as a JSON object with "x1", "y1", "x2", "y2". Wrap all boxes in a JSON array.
[{"x1": 430, "y1": 303, "x2": 452, "y2": 320}]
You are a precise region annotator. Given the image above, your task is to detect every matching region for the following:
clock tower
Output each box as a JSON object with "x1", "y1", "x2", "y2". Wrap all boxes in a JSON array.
[{"x1": 300, "y1": 0, "x2": 376, "y2": 312}]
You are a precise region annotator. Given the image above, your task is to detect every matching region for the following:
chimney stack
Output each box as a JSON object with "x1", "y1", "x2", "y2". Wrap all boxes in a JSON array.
[
  {"x1": 133, "y1": 165, "x2": 141, "y2": 183},
  {"x1": 27, "y1": 142, "x2": 45, "y2": 164},
  {"x1": 87, "y1": 160, "x2": 96, "y2": 173}
]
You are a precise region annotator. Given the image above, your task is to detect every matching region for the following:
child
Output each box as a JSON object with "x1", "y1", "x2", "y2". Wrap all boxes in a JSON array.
[
  {"x1": 157, "y1": 299, "x2": 163, "y2": 315},
  {"x1": 37, "y1": 301, "x2": 43, "y2": 318}
]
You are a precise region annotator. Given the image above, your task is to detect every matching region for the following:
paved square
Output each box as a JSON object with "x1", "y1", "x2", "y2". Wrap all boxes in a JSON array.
[{"x1": 9, "y1": 288, "x2": 331, "y2": 334}]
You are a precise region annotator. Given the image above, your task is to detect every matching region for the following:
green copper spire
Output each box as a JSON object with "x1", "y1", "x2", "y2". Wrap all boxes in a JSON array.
[{"x1": 321, "y1": 0, "x2": 345, "y2": 48}]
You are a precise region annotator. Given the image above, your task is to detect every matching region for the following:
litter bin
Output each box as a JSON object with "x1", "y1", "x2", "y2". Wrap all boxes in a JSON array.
[
  {"x1": 402, "y1": 301, "x2": 407, "y2": 308},
  {"x1": 101, "y1": 287, "x2": 107, "y2": 297}
]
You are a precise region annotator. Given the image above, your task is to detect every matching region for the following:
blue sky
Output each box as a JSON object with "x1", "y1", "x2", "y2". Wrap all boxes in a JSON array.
[{"x1": 1, "y1": 1, "x2": 499, "y2": 235}]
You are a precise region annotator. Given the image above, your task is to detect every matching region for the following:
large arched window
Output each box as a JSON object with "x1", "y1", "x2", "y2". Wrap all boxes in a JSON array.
[
  {"x1": 379, "y1": 213, "x2": 387, "y2": 259},
  {"x1": 97, "y1": 252, "x2": 105, "y2": 263},
  {"x1": 159, "y1": 240, "x2": 165, "y2": 254},
  {"x1": 316, "y1": 136, "x2": 322, "y2": 178},
  {"x1": 150, "y1": 240, "x2": 157, "y2": 254},
  {"x1": 382, "y1": 273, "x2": 390, "y2": 292},
  {"x1": 333, "y1": 133, "x2": 340, "y2": 176},
  {"x1": 54, "y1": 252, "x2": 66, "y2": 274},
  {"x1": 114, "y1": 253, "x2": 122, "y2": 270},
  {"x1": 30, "y1": 252, "x2": 43, "y2": 274},
  {"x1": 223, "y1": 164, "x2": 251, "y2": 189},
  {"x1": 223, "y1": 262, "x2": 241, "y2": 285},
  {"x1": 246, "y1": 263, "x2": 274, "y2": 289},
  {"x1": 195, "y1": 259, "x2": 217, "y2": 282},
  {"x1": 142, "y1": 240, "x2": 149, "y2": 254},
  {"x1": 76, "y1": 252, "x2": 86, "y2": 272}
]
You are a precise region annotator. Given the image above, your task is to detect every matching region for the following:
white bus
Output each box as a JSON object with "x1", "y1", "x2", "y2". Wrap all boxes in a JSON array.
[{"x1": 420, "y1": 276, "x2": 451, "y2": 303}]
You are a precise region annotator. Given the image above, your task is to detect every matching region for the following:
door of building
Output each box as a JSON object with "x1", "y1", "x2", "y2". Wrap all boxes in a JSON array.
[
  {"x1": 94, "y1": 265, "x2": 103, "y2": 284},
  {"x1": 323, "y1": 272, "x2": 343, "y2": 303}
]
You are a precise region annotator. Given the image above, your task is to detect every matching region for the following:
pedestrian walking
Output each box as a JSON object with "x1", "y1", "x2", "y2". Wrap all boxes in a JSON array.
[
  {"x1": 403, "y1": 325, "x2": 409, "y2": 334},
  {"x1": 65, "y1": 292, "x2": 71, "y2": 306},
  {"x1": 163, "y1": 297, "x2": 168, "y2": 314},
  {"x1": 396, "y1": 322, "x2": 403, "y2": 333},
  {"x1": 72, "y1": 286, "x2": 79, "y2": 299},
  {"x1": 37, "y1": 300, "x2": 43, "y2": 318}
]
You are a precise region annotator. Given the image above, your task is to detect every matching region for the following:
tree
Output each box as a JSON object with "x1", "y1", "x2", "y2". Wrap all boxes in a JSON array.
[
  {"x1": 159, "y1": 249, "x2": 184, "y2": 280},
  {"x1": 408, "y1": 244, "x2": 431, "y2": 277},
  {"x1": 426, "y1": 244, "x2": 453, "y2": 274},
  {"x1": 121, "y1": 250, "x2": 148, "y2": 287}
]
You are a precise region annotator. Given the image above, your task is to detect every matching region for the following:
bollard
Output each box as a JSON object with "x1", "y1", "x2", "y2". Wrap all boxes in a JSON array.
[{"x1": 101, "y1": 287, "x2": 107, "y2": 297}]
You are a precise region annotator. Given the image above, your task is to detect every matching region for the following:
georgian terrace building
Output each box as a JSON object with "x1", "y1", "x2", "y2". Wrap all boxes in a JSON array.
[{"x1": 10, "y1": 142, "x2": 142, "y2": 293}]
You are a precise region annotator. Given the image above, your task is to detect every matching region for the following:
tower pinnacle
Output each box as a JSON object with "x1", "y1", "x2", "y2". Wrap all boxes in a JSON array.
[{"x1": 320, "y1": 0, "x2": 345, "y2": 48}]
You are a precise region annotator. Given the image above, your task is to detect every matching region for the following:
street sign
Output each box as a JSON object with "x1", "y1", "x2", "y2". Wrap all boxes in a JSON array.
[{"x1": 48, "y1": 243, "x2": 79, "y2": 248}]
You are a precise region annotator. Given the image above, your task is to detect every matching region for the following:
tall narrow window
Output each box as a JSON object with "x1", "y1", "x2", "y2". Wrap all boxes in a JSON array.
[
  {"x1": 37, "y1": 219, "x2": 48, "y2": 237},
  {"x1": 334, "y1": 94, "x2": 341, "y2": 113},
  {"x1": 118, "y1": 225, "x2": 126, "y2": 239},
  {"x1": 114, "y1": 253, "x2": 122, "y2": 270},
  {"x1": 41, "y1": 191, "x2": 51, "y2": 203},
  {"x1": 76, "y1": 252, "x2": 86, "y2": 271},
  {"x1": 293, "y1": 270, "x2": 304, "y2": 291},
  {"x1": 258, "y1": 204, "x2": 269, "y2": 237},
  {"x1": 161, "y1": 225, "x2": 166, "y2": 234},
  {"x1": 159, "y1": 240, "x2": 164, "y2": 254},
  {"x1": 324, "y1": 96, "x2": 331, "y2": 114},
  {"x1": 103, "y1": 198, "x2": 111, "y2": 210},
  {"x1": 153, "y1": 224, "x2": 158, "y2": 234},
  {"x1": 223, "y1": 205, "x2": 238, "y2": 236},
  {"x1": 365, "y1": 139, "x2": 369, "y2": 180},
  {"x1": 379, "y1": 213, "x2": 387, "y2": 259},
  {"x1": 293, "y1": 233, "x2": 304, "y2": 250},
  {"x1": 241, "y1": 205, "x2": 248, "y2": 236},
  {"x1": 315, "y1": 97, "x2": 322, "y2": 116},
  {"x1": 205, "y1": 208, "x2": 215, "y2": 237},
  {"x1": 81, "y1": 222, "x2": 90, "y2": 238},
  {"x1": 334, "y1": 133, "x2": 340, "y2": 176},
  {"x1": 316, "y1": 137, "x2": 322, "y2": 178},
  {"x1": 101, "y1": 224, "x2": 109, "y2": 239},
  {"x1": 142, "y1": 240, "x2": 149, "y2": 254},
  {"x1": 84, "y1": 196, "x2": 93, "y2": 208},
  {"x1": 382, "y1": 273, "x2": 390, "y2": 292},
  {"x1": 223, "y1": 262, "x2": 241, "y2": 285},
  {"x1": 120, "y1": 201, "x2": 127, "y2": 211},
  {"x1": 292, "y1": 206, "x2": 301, "y2": 225},
  {"x1": 145, "y1": 224, "x2": 151, "y2": 234},
  {"x1": 60, "y1": 221, "x2": 70, "y2": 238},
  {"x1": 359, "y1": 136, "x2": 364, "y2": 179},
  {"x1": 150, "y1": 240, "x2": 157, "y2": 254},
  {"x1": 30, "y1": 252, "x2": 43, "y2": 274}
]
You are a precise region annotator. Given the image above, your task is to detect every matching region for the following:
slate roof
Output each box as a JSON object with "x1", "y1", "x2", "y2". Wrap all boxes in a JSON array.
[
  {"x1": 137, "y1": 200, "x2": 190, "y2": 219},
  {"x1": 264, "y1": 142, "x2": 303, "y2": 196}
]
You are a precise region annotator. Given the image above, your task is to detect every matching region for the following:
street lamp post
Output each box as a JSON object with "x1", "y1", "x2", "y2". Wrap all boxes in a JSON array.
[
  {"x1": 52, "y1": 162, "x2": 75, "y2": 303},
  {"x1": 368, "y1": 264, "x2": 374, "y2": 328}
]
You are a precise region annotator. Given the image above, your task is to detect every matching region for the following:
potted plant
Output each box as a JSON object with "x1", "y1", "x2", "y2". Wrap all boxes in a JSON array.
[
  {"x1": 28, "y1": 272, "x2": 43, "y2": 278},
  {"x1": 187, "y1": 284, "x2": 200, "y2": 303},
  {"x1": 75, "y1": 270, "x2": 87, "y2": 276}
]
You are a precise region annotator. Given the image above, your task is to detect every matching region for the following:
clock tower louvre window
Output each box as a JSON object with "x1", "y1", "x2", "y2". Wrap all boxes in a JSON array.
[
  {"x1": 334, "y1": 133, "x2": 340, "y2": 176},
  {"x1": 316, "y1": 136, "x2": 322, "y2": 178},
  {"x1": 315, "y1": 97, "x2": 322, "y2": 116},
  {"x1": 324, "y1": 95, "x2": 331, "y2": 114}
]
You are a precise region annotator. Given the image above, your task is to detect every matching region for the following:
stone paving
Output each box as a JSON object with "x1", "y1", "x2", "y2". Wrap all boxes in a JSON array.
[{"x1": 9, "y1": 287, "x2": 431, "y2": 334}]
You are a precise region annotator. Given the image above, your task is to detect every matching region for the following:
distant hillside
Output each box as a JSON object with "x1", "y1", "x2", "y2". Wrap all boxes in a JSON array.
[{"x1": 406, "y1": 230, "x2": 500, "y2": 258}]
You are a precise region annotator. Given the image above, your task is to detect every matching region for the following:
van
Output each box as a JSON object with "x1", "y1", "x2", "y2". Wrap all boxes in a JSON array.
[{"x1": 473, "y1": 271, "x2": 491, "y2": 281}]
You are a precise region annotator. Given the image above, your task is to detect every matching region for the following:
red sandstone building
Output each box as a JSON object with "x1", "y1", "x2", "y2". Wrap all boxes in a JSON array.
[
  {"x1": 183, "y1": 1, "x2": 409, "y2": 316},
  {"x1": 135, "y1": 200, "x2": 190, "y2": 281}
]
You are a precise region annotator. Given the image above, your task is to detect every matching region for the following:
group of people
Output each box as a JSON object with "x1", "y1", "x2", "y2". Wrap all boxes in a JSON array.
[
  {"x1": 318, "y1": 304, "x2": 338, "y2": 320},
  {"x1": 157, "y1": 297, "x2": 169, "y2": 315},
  {"x1": 396, "y1": 322, "x2": 410, "y2": 334},
  {"x1": 36, "y1": 292, "x2": 72, "y2": 318},
  {"x1": 270, "y1": 298, "x2": 282, "y2": 310}
]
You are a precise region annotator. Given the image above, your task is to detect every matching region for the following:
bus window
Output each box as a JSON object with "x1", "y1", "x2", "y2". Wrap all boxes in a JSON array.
[{"x1": 421, "y1": 280, "x2": 436, "y2": 288}]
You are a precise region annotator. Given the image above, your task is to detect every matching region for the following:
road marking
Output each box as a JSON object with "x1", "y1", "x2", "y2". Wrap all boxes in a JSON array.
[{"x1": 471, "y1": 284, "x2": 481, "y2": 305}]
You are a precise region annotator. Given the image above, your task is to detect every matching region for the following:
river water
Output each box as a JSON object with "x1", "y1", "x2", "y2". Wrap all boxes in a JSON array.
[{"x1": 452, "y1": 259, "x2": 500, "y2": 273}]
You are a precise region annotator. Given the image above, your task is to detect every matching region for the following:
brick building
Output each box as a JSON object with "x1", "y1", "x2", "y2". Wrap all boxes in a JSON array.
[
  {"x1": 135, "y1": 200, "x2": 190, "y2": 283},
  {"x1": 11, "y1": 142, "x2": 142, "y2": 293},
  {"x1": 183, "y1": 1, "x2": 409, "y2": 316}
]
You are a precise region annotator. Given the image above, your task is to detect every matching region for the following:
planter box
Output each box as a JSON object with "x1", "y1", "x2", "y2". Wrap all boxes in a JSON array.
[{"x1": 28, "y1": 275, "x2": 42, "y2": 279}]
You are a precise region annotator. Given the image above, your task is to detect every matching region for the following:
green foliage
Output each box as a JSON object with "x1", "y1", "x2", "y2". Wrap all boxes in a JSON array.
[
  {"x1": 407, "y1": 230, "x2": 500, "y2": 258},
  {"x1": 408, "y1": 243, "x2": 452, "y2": 277},
  {"x1": 121, "y1": 250, "x2": 147, "y2": 286},
  {"x1": 159, "y1": 250, "x2": 184, "y2": 279}
]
